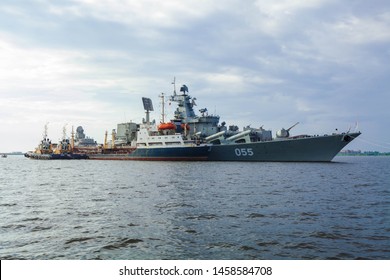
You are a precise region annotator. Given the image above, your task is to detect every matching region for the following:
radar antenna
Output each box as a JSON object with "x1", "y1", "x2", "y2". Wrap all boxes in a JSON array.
[
  {"x1": 180, "y1": 84, "x2": 189, "y2": 94},
  {"x1": 142, "y1": 97, "x2": 154, "y2": 124}
]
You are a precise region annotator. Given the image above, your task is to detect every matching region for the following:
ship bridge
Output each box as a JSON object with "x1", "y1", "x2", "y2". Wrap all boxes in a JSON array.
[{"x1": 170, "y1": 83, "x2": 220, "y2": 137}]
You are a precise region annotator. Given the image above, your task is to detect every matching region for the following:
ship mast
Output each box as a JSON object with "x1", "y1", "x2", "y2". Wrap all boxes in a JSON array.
[
  {"x1": 62, "y1": 124, "x2": 67, "y2": 140},
  {"x1": 71, "y1": 126, "x2": 75, "y2": 151},
  {"x1": 43, "y1": 122, "x2": 49, "y2": 139},
  {"x1": 111, "y1": 129, "x2": 116, "y2": 149},
  {"x1": 104, "y1": 130, "x2": 108, "y2": 149},
  {"x1": 159, "y1": 93, "x2": 165, "y2": 123},
  {"x1": 172, "y1": 77, "x2": 176, "y2": 96}
]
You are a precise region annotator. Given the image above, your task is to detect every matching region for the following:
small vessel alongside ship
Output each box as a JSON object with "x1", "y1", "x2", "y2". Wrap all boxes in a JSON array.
[
  {"x1": 86, "y1": 125, "x2": 210, "y2": 161},
  {"x1": 24, "y1": 124, "x2": 88, "y2": 160},
  {"x1": 86, "y1": 96, "x2": 211, "y2": 161},
  {"x1": 25, "y1": 80, "x2": 361, "y2": 162}
]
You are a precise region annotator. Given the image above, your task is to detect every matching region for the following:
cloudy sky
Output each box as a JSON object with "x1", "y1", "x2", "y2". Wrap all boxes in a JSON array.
[{"x1": 1, "y1": 0, "x2": 389, "y2": 152}]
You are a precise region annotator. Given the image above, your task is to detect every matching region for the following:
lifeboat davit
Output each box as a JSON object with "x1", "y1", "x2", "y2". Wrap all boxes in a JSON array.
[
  {"x1": 158, "y1": 122, "x2": 176, "y2": 130},
  {"x1": 181, "y1": 123, "x2": 190, "y2": 131}
]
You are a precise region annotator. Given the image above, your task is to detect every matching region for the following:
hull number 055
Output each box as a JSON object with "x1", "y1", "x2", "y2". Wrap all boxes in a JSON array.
[{"x1": 235, "y1": 148, "x2": 254, "y2": 157}]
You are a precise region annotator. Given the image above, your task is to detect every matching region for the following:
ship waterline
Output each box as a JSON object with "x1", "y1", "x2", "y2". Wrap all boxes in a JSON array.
[
  {"x1": 85, "y1": 132, "x2": 360, "y2": 162},
  {"x1": 88, "y1": 145, "x2": 210, "y2": 161}
]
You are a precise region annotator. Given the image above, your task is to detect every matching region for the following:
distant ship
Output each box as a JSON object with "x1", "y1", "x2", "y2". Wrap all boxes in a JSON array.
[{"x1": 86, "y1": 80, "x2": 360, "y2": 162}]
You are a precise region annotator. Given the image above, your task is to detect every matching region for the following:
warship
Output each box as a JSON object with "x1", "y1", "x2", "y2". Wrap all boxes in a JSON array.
[{"x1": 87, "y1": 80, "x2": 360, "y2": 162}]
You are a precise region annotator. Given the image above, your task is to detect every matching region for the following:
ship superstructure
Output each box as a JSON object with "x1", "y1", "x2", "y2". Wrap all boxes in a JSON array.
[
  {"x1": 169, "y1": 82, "x2": 221, "y2": 138},
  {"x1": 167, "y1": 80, "x2": 275, "y2": 145},
  {"x1": 87, "y1": 96, "x2": 210, "y2": 161}
]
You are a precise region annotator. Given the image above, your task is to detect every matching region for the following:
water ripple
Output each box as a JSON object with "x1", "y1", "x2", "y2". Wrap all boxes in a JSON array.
[
  {"x1": 1, "y1": 156, "x2": 389, "y2": 259},
  {"x1": 101, "y1": 238, "x2": 144, "y2": 250}
]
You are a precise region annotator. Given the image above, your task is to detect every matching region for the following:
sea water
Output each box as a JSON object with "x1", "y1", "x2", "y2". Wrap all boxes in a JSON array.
[{"x1": 0, "y1": 156, "x2": 389, "y2": 259}]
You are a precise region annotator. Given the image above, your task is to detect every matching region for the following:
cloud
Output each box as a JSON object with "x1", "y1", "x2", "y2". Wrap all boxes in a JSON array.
[
  {"x1": 46, "y1": 0, "x2": 220, "y2": 31},
  {"x1": 0, "y1": 33, "x2": 88, "y2": 94},
  {"x1": 330, "y1": 14, "x2": 390, "y2": 45},
  {"x1": 0, "y1": 0, "x2": 389, "y2": 152},
  {"x1": 252, "y1": 0, "x2": 332, "y2": 35}
]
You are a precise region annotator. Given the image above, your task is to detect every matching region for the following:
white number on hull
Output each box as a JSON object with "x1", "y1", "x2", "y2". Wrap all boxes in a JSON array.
[{"x1": 235, "y1": 148, "x2": 254, "y2": 157}]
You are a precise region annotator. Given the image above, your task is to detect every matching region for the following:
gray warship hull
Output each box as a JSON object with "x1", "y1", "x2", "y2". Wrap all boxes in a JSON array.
[{"x1": 207, "y1": 132, "x2": 360, "y2": 162}]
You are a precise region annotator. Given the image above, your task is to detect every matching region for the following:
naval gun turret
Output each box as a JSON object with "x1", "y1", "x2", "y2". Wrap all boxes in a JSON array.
[{"x1": 276, "y1": 122, "x2": 299, "y2": 138}]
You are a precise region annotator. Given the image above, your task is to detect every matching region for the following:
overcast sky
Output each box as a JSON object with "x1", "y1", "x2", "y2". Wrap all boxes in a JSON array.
[{"x1": 1, "y1": 0, "x2": 389, "y2": 152}]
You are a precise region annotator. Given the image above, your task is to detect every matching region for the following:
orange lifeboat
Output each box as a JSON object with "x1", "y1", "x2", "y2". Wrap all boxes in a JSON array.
[{"x1": 158, "y1": 122, "x2": 176, "y2": 130}]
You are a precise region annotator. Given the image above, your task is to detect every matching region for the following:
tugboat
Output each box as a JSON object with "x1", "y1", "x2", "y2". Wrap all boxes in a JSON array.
[{"x1": 24, "y1": 124, "x2": 88, "y2": 160}]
